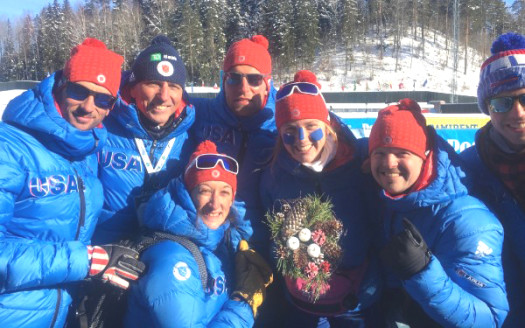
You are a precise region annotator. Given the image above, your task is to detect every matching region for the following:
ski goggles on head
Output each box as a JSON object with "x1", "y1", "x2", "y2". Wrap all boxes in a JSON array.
[
  {"x1": 276, "y1": 82, "x2": 321, "y2": 101},
  {"x1": 225, "y1": 72, "x2": 267, "y2": 87},
  {"x1": 488, "y1": 94, "x2": 525, "y2": 113},
  {"x1": 64, "y1": 81, "x2": 117, "y2": 110},
  {"x1": 191, "y1": 153, "x2": 239, "y2": 174}
]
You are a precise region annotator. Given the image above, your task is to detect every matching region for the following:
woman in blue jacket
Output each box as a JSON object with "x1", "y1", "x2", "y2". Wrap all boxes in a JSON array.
[
  {"x1": 259, "y1": 71, "x2": 381, "y2": 327},
  {"x1": 125, "y1": 140, "x2": 272, "y2": 328},
  {"x1": 369, "y1": 99, "x2": 508, "y2": 327}
]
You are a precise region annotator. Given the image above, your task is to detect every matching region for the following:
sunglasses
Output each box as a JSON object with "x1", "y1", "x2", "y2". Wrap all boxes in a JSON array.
[
  {"x1": 65, "y1": 82, "x2": 117, "y2": 110},
  {"x1": 276, "y1": 82, "x2": 321, "y2": 101},
  {"x1": 488, "y1": 94, "x2": 525, "y2": 113},
  {"x1": 187, "y1": 153, "x2": 239, "y2": 175},
  {"x1": 225, "y1": 72, "x2": 267, "y2": 87}
]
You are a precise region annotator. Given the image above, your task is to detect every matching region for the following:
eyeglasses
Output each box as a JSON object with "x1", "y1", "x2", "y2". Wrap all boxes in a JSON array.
[
  {"x1": 276, "y1": 82, "x2": 321, "y2": 101},
  {"x1": 225, "y1": 72, "x2": 267, "y2": 87},
  {"x1": 187, "y1": 153, "x2": 239, "y2": 175},
  {"x1": 65, "y1": 82, "x2": 117, "y2": 110},
  {"x1": 488, "y1": 94, "x2": 525, "y2": 113}
]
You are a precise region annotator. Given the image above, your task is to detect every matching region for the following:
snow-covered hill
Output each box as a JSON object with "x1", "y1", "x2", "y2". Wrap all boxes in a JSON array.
[{"x1": 311, "y1": 29, "x2": 482, "y2": 96}]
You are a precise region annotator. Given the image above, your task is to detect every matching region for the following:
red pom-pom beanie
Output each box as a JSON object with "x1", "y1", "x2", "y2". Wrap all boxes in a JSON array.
[
  {"x1": 275, "y1": 70, "x2": 330, "y2": 130},
  {"x1": 223, "y1": 35, "x2": 272, "y2": 75},
  {"x1": 369, "y1": 98, "x2": 429, "y2": 160},
  {"x1": 184, "y1": 141, "x2": 237, "y2": 194},
  {"x1": 63, "y1": 38, "x2": 124, "y2": 97}
]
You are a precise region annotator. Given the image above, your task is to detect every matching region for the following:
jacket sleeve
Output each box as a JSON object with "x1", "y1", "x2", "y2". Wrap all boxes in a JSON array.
[
  {"x1": 0, "y1": 158, "x2": 89, "y2": 293},
  {"x1": 207, "y1": 299, "x2": 254, "y2": 328},
  {"x1": 403, "y1": 208, "x2": 508, "y2": 328}
]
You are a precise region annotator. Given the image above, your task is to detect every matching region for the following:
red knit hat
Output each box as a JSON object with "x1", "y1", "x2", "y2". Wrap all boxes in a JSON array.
[
  {"x1": 369, "y1": 98, "x2": 428, "y2": 159},
  {"x1": 223, "y1": 35, "x2": 272, "y2": 75},
  {"x1": 184, "y1": 140, "x2": 238, "y2": 194},
  {"x1": 275, "y1": 70, "x2": 330, "y2": 130},
  {"x1": 63, "y1": 38, "x2": 124, "y2": 97}
]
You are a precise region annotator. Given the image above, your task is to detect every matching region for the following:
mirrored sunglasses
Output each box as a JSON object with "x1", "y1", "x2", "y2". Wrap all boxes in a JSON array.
[
  {"x1": 65, "y1": 82, "x2": 116, "y2": 110},
  {"x1": 276, "y1": 82, "x2": 321, "y2": 101},
  {"x1": 488, "y1": 94, "x2": 525, "y2": 113},
  {"x1": 194, "y1": 153, "x2": 239, "y2": 174},
  {"x1": 225, "y1": 72, "x2": 266, "y2": 87}
]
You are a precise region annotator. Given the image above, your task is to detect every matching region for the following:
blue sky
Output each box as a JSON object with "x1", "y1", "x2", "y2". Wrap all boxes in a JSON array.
[
  {"x1": 0, "y1": 0, "x2": 517, "y2": 20},
  {"x1": 0, "y1": 0, "x2": 82, "y2": 19}
]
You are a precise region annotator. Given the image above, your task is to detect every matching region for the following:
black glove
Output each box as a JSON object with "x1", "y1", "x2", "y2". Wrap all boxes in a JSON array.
[
  {"x1": 88, "y1": 244, "x2": 145, "y2": 290},
  {"x1": 380, "y1": 218, "x2": 431, "y2": 280}
]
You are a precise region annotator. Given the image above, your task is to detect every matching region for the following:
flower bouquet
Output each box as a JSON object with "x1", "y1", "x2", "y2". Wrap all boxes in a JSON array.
[{"x1": 266, "y1": 195, "x2": 344, "y2": 302}]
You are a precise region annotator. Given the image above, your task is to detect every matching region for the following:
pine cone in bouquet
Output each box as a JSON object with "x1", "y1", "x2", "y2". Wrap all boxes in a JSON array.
[{"x1": 265, "y1": 195, "x2": 344, "y2": 302}]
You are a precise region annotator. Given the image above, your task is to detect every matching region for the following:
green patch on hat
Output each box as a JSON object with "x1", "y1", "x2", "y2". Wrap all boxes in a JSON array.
[{"x1": 150, "y1": 53, "x2": 162, "y2": 61}]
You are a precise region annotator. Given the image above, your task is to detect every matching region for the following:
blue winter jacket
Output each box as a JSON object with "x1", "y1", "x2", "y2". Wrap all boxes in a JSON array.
[
  {"x1": 0, "y1": 72, "x2": 105, "y2": 328},
  {"x1": 125, "y1": 177, "x2": 254, "y2": 328},
  {"x1": 94, "y1": 76, "x2": 195, "y2": 244},
  {"x1": 190, "y1": 85, "x2": 278, "y2": 250},
  {"x1": 461, "y1": 131, "x2": 524, "y2": 328},
  {"x1": 381, "y1": 129, "x2": 508, "y2": 328},
  {"x1": 259, "y1": 114, "x2": 382, "y2": 314}
]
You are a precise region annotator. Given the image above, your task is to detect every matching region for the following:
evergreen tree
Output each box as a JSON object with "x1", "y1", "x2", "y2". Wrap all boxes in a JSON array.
[
  {"x1": 173, "y1": 0, "x2": 205, "y2": 85},
  {"x1": 339, "y1": 0, "x2": 358, "y2": 73},
  {"x1": 293, "y1": 0, "x2": 319, "y2": 70},
  {"x1": 199, "y1": 0, "x2": 227, "y2": 85},
  {"x1": 0, "y1": 20, "x2": 17, "y2": 81},
  {"x1": 225, "y1": 0, "x2": 244, "y2": 46}
]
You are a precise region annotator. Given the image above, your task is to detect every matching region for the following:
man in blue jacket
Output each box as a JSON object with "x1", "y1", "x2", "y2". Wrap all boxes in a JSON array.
[
  {"x1": 94, "y1": 35, "x2": 195, "y2": 244},
  {"x1": 369, "y1": 99, "x2": 508, "y2": 327},
  {"x1": 191, "y1": 35, "x2": 277, "y2": 251},
  {"x1": 461, "y1": 32, "x2": 525, "y2": 327},
  {"x1": 0, "y1": 39, "x2": 143, "y2": 328}
]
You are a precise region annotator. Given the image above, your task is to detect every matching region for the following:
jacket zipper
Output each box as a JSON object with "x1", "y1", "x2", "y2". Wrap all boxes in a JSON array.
[
  {"x1": 73, "y1": 170, "x2": 86, "y2": 240},
  {"x1": 237, "y1": 130, "x2": 248, "y2": 167},
  {"x1": 49, "y1": 288, "x2": 61, "y2": 328}
]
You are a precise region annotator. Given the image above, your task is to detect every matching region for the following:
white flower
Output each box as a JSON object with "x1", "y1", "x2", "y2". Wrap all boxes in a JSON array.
[
  {"x1": 307, "y1": 243, "x2": 321, "y2": 258},
  {"x1": 298, "y1": 228, "x2": 312, "y2": 242},
  {"x1": 287, "y1": 236, "x2": 300, "y2": 250}
]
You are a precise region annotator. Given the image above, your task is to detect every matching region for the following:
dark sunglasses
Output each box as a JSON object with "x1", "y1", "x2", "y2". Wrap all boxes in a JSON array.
[
  {"x1": 225, "y1": 72, "x2": 266, "y2": 87},
  {"x1": 488, "y1": 94, "x2": 525, "y2": 113},
  {"x1": 276, "y1": 82, "x2": 321, "y2": 101},
  {"x1": 65, "y1": 82, "x2": 116, "y2": 110},
  {"x1": 188, "y1": 153, "x2": 239, "y2": 174}
]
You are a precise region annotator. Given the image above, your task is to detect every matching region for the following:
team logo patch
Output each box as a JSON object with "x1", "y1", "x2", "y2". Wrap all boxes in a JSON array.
[
  {"x1": 150, "y1": 53, "x2": 162, "y2": 61},
  {"x1": 173, "y1": 262, "x2": 191, "y2": 281},
  {"x1": 475, "y1": 240, "x2": 493, "y2": 257},
  {"x1": 384, "y1": 136, "x2": 393, "y2": 144},
  {"x1": 237, "y1": 55, "x2": 246, "y2": 62},
  {"x1": 456, "y1": 268, "x2": 486, "y2": 288},
  {"x1": 291, "y1": 108, "x2": 301, "y2": 118},
  {"x1": 211, "y1": 169, "x2": 220, "y2": 178},
  {"x1": 157, "y1": 61, "x2": 174, "y2": 77},
  {"x1": 97, "y1": 74, "x2": 106, "y2": 83}
]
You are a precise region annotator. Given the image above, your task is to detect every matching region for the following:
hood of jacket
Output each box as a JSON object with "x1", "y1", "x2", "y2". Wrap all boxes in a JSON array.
[
  {"x1": 193, "y1": 80, "x2": 277, "y2": 133},
  {"x1": 381, "y1": 128, "x2": 468, "y2": 211},
  {"x1": 2, "y1": 71, "x2": 107, "y2": 160},
  {"x1": 142, "y1": 177, "x2": 243, "y2": 251},
  {"x1": 110, "y1": 70, "x2": 196, "y2": 140}
]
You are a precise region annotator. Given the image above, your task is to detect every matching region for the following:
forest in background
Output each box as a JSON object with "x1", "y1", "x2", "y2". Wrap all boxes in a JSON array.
[{"x1": 0, "y1": 0, "x2": 524, "y2": 85}]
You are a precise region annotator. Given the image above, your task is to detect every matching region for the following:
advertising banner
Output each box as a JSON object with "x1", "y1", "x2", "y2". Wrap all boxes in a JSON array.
[{"x1": 339, "y1": 114, "x2": 489, "y2": 153}]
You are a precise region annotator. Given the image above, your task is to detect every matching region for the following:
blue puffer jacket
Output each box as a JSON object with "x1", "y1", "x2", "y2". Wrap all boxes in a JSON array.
[
  {"x1": 381, "y1": 130, "x2": 508, "y2": 328},
  {"x1": 125, "y1": 177, "x2": 254, "y2": 328},
  {"x1": 0, "y1": 72, "x2": 105, "y2": 328},
  {"x1": 461, "y1": 132, "x2": 524, "y2": 328},
  {"x1": 190, "y1": 85, "x2": 278, "y2": 249},
  {"x1": 259, "y1": 114, "x2": 381, "y2": 315},
  {"x1": 94, "y1": 77, "x2": 195, "y2": 244}
]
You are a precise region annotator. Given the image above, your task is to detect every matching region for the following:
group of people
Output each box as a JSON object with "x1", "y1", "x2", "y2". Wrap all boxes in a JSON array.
[{"x1": 0, "y1": 29, "x2": 523, "y2": 328}]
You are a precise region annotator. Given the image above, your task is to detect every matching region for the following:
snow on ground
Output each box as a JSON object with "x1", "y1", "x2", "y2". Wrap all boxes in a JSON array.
[{"x1": 0, "y1": 89, "x2": 25, "y2": 118}]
